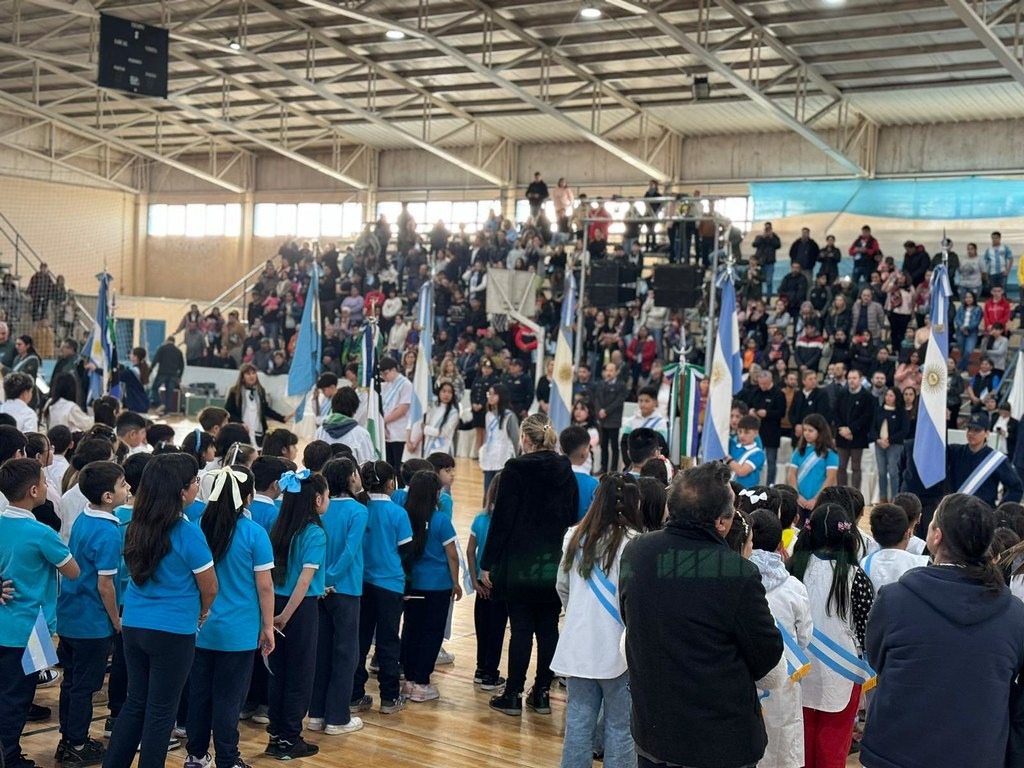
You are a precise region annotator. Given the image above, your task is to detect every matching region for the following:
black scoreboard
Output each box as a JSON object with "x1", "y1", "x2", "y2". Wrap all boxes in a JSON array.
[{"x1": 97, "y1": 13, "x2": 169, "y2": 99}]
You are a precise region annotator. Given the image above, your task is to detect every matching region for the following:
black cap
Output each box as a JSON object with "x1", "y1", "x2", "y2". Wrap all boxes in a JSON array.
[{"x1": 966, "y1": 412, "x2": 990, "y2": 431}]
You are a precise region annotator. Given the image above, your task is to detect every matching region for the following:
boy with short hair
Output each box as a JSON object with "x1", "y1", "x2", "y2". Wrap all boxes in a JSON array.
[
  {"x1": 113, "y1": 412, "x2": 148, "y2": 455},
  {"x1": 302, "y1": 440, "x2": 333, "y2": 474},
  {"x1": 316, "y1": 388, "x2": 376, "y2": 464},
  {"x1": 197, "y1": 407, "x2": 230, "y2": 437},
  {"x1": 621, "y1": 386, "x2": 669, "y2": 441},
  {"x1": 1, "y1": 372, "x2": 38, "y2": 432},
  {"x1": 862, "y1": 503, "x2": 929, "y2": 591},
  {"x1": 46, "y1": 425, "x2": 74, "y2": 492},
  {"x1": 0, "y1": 458, "x2": 80, "y2": 768},
  {"x1": 249, "y1": 456, "x2": 290, "y2": 533},
  {"x1": 313, "y1": 373, "x2": 339, "y2": 426},
  {"x1": 728, "y1": 414, "x2": 766, "y2": 490},
  {"x1": 559, "y1": 426, "x2": 599, "y2": 521},
  {"x1": 891, "y1": 492, "x2": 927, "y2": 556},
  {"x1": 55, "y1": 462, "x2": 130, "y2": 766}
]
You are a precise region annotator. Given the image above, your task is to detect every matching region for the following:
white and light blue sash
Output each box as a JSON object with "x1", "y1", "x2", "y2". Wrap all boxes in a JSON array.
[
  {"x1": 777, "y1": 620, "x2": 811, "y2": 683},
  {"x1": 808, "y1": 627, "x2": 877, "y2": 691},
  {"x1": 958, "y1": 449, "x2": 1006, "y2": 496},
  {"x1": 575, "y1": 548, "x2": 622, "y2": 626},
  {"x1": 796, "y1": 450, "x2": 824, "y2": 486}
]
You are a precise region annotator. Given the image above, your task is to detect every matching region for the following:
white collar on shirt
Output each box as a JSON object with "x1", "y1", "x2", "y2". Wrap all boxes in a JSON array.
[
  {"x1": 368, "y1": 493, "x2": 392, "y2": 501},
  {"x1": 242, "y1": 509, "x2": 252, "y2": 519},
  {"x1": 253, "y1": 494, "x2": 275, "y2": 505},
  {"x1": 84, "y1": 507, "x2": 119, "y2": 523},
  {"x1": 571, "y1": 464, "x2": 590, "y2": 475},
  {"x1": 2, "y1": 505, "x2": 35, "y2": 519}
]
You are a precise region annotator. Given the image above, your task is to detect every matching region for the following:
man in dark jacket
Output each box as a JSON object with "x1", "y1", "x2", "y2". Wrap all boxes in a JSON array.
[
  {"x1": 525, "y1": 172, "x2": 549, "y2": 219},
  {"x1": 743, "y1": 371, "x2": 786, "y2": 485},
  {"x1": 901, "y1": 240, "x2": 930, "y2": 286},
  {"x1": 503, "y1": 358, "x2": 534, "y2": 420},
  {"x1": 621, "y1": 462, "x2": 783, "y2": 768},
  {"x1": 150, "y1": 337, "x2": 185, "y2": 414},
  {"x1": 752, "y1": 222, "x2": 781, "y2": 300},
  {"x1": 790, "y1": 370, "x2": 832, "y2": 441},
  {"x1": 778, "y1": 261, "x2": 810, "y2": 320},
  {"x1": 592, "y1": 362, "x2": 629, "y2": 473},
  {"x1": 788, "y1": 227, "x2": 820, "y2": 274},
  {"x1": 834, "y1": 368, "x2": 873, "y2": 491}
]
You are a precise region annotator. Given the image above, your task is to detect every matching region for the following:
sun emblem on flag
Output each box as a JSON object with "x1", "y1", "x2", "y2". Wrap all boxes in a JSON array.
[
  {"x1": 710, "y1": 360, "x2": 727, "y2": 385},
  {"x1": 922, "y1": 362, "x2": 947, "y2": 395},
  {"x1": 556, "y1": 362, "x2": 574, "y2": 387}
]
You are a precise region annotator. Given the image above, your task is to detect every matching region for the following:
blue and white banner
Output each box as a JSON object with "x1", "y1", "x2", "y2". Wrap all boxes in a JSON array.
[
  {"x1": 550, "y1": 272, "x2": 577, "y2": 436},
  {"x1": 287, "y1": 266, "x2": 322, "y2": 421},
  {"x1": 360, "y1": 324, "x2": 385, "y2": 460},
  {"x1": 913, "y1": 264, "x2": 952, "y2": 488},
  {"x1": 808, "y1": 627, "x2": 877, "y2": 691},
  {"x1": 21, "y1": 607, "x2": 58, "y2": 674},
  {"x1": 409, "y1": 281, "x2": 434, "y2": 429},
  {"x1": 700, "y1": 271, "x2": 742, "y2": 461}
]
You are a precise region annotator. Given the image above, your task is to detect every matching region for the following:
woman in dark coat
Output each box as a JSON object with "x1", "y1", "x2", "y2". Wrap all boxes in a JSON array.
[
  {"x1": 480, "y1": 412, "x2": 578, "y2": 716},
  {"x1": 223, "y1": 363, "x2": 289, "y2": 446}
]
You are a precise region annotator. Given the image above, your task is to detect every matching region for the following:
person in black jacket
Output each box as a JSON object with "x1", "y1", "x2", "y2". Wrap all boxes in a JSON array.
[
  {"x1": 223, "y1": 363, "x2": 290, "y2": 447},
  {"x1": 790, "y1": 370, "x2": 832, "y2": 442},
  {"x1": 870, "y1": 387, "x2": 909, "y2": 503},
  {"x1": 480, "y1": 413, "x2": 578, "y2": 717},
  {"x1": 620, "y1": 462, "x2": 782, "y2": 768},
  {"x1": 901, "y1": 240, "x2": 930, "y2": 286},
  {"x1": 743, "y1": 371, "x2": 786, "y2": 485},
  {"x1": 834, "y1": 368, "x2": 873, "y2": 492}
]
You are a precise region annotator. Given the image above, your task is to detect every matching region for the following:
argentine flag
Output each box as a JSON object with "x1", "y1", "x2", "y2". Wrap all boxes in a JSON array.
[
  {"x1": 361, "y1": 323, "x2": 385, "y2": 460},
  {"x1": 287, "y1": 266, "x2": 322, "y2": 421},
  {"x1": 409, "y1": 281, "x2": 435, "y2": 430},
  {"x1": 913, "y1": 264, "x2": 952, "y2": 488},
  {"x1": 549, "y1": 272, "x2": 577, "y2": 435},
  {"x1": 700, "y1": 270, "x2": 742, "y2": 461},
  {"x1": 22, "y1": 607, "x2": 58, "y2": 674}
]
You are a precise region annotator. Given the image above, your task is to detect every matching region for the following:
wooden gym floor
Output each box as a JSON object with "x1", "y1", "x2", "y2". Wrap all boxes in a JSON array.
[{"x1": 22, "y1": 453, "x2": 862, "y2": 767}]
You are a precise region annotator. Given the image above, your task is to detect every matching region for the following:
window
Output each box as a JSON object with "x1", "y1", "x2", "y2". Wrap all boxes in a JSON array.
[
  {"x1": 275, "y1": 204, "x2": 297, "y2": 237},
  {"x1": 296, "y1": 203, "x2": 321, "y2": 237},
  {"x1": 254, "y1": 204, "x2": 276, "y2": 237},
  {"x1": 148, "y1": 203, "x2": 242, "y2": 237},
  {"x1": 320, "y1": 204, "x2": 343, "y2": 237},
  {"x1": 252, "y1": 202, "x2": 365, "y2": 238},
  {"x1": 718, "y1": 196, "x2": 752, "y2": 236}
]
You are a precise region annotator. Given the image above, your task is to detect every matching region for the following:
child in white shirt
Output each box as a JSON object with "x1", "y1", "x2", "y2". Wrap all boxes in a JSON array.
[
  {"x1": 892, "y1": 492, "x2": 928, "y2": 556},
  {"x1": 861, "y1": 503, "x2": 929, "y2": 592}
]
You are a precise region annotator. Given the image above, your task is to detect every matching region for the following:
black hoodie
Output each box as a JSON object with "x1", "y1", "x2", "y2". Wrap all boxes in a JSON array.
[
  {"x1": 862, "y1": 566, "x2": 1024, "y2": 768},
  {"x1": 478, "y1": 450, "x2": 577, "y2": 603}
]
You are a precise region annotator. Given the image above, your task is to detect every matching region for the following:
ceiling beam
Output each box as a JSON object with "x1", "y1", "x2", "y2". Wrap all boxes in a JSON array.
[
  {"x1": 604, "y1": 0, "x2": 868, "y2": 176},
  {"x1": 0, "y1": 136, "x2": 139, "y2": 193},
  {"x1": 171, "y1": 31, "x2": 507, "y2": 187},
  {"x1": 943, "y1": 0, "x2": 1024, "y2": 88},
  {"x1": 294, "y1": 0, "x2": 671, "y2": 182}
]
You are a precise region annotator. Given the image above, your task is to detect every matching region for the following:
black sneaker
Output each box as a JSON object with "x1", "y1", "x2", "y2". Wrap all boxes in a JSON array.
[
  {"x1": 349, "y1": 695, "x2": 373, "y2": 713},
  {"x1": 54, "y1": 740, "x2": 67, "y2": 762},
  {"x1": 7, "y1": 754, "x2": 37, "y2": 768},
  {"x1": 525, "y1": 687, "x2": 551, "y2": 715},
  {"x1": 489, "y1": 690, "x2": 522, "y2": 716},
  {"x1": 103, "y1": 718, "x2": 115, "y2": 738},
  {"x1": 274, "y1": 737, "x2": 319, "y2": 761},
  {"x1": 61, "y1": 739, "x2": 105, "y2": 767},
  {"x1": 264, "y1": 737, "x2": 283, "y2": 757},
  {"x1": 478, "y1": 675, "x2": 505, "y2": 691},
  {"x1": 473, "y1": 669, "x2": 485, "y2": 684},
  {"x1": 27, "y1": 704, "x2": 51, "y2": 722}
]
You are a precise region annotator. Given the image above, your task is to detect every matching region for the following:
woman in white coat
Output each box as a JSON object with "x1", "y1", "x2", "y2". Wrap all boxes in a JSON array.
[
  {"x1": 748, "y1": 511, "x2": 814, "y2": 768},
  {"x1": 552, "y1": 473, "x2": 645, "y2": 768},
  {"x1": 405, "y1": 381, "x2": 461, "y2": 459}
]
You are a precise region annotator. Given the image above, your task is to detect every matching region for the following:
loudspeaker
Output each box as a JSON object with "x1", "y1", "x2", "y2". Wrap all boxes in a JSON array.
[
  {"x1": 653, "y1": 264, "x2": 703, "y2": 309},
  {"x1": 588, "y1": 262, "x2": 639, "y2": 306}
]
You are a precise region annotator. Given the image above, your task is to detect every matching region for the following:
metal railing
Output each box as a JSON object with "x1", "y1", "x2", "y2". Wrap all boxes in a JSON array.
[{"x1": 175, "y1": 261, "x2": 267, "y2": 323}]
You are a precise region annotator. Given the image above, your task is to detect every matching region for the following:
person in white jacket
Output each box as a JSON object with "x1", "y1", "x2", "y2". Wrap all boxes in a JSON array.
[
  {"x1": 45, "y1": 372, "x2": 93, "y2": 431},
  {"x1": 748, "y1": 511, "x2": 814, "y2": 768},
  {"x1": 552, "y1": 473, "x2": 645, "y2": 768},
  {"x1": 405, "y1": 381, "x2": 460, "y2": 460},
  {"x1": 861, "y1": 503, "x2": 929, "y2": 592}
]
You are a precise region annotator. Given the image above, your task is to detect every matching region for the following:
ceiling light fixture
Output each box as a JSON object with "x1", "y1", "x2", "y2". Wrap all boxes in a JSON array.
[
  {"x1": 385, "y1": 29, "x2": 406, "y2": 40},
  {"x1": 580, "y1": 2, "x2": 602, "y2": 19},
  {"x1": 692, "y1": 75, "x2": 710, "y2": 100},
  {"x1": 228, "y1": 39, "x2": 241, "y2": 50}
]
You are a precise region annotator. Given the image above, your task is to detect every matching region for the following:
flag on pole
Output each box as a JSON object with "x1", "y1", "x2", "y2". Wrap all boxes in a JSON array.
[
  {"x1": 913, "y1": 264, "x2": 952, "y2": 488},
  {"x1": 21, "y1": 607, "x2": 58, "y2": 674},
  {"x1": 1009, "y1": 351, "x2": 1024, "y2": 421},
  {"x1": 86, "y1": 272, "x2": 113, "y2": 402},
  {"x1": 409, "y1": 281, "x2": 434, "y2": 429},
  {"x1": 361, "y1": 323, "x2": 385, "y2": 460},
  {"x1": 550, "y1": 273, "x2": 577, "y2": 435},
  {"x1": 287, "y1": 267, "x2": 322, "y2": 421},
  {"x1": 700, "y1": 271, "x2": 742, "y2": 461},
  {"x1": 679, "y1": 365, "x2": 705, "y2": 458}
]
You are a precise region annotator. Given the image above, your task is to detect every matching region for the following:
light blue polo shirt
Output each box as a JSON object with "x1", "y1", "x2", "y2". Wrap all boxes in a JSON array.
[
  {"x1": 392, "y1": 488, "x2": 453, "y2": 517},
  {"x1": 322, "y1": 497, "x2": 369, "y2": 597},
  {"x1": 572, "y1": 467, "x2": 599, "y2": 521},
  {"x1": 0, "y1": 507, "x2": 73, "y2": 647},
  {"x1": 273, "y1": 522, "x2": 326, "y2": 598},
  {"x1": 123, "y1": 517, "x2": 214, "y2": 635},
  {"x1": 184, "y1": 499, "x2": 207, "y2": 524},
  {"x1": 114, "y1": 504, "x2": 133, "y2": 607},
  {"x1": 198, "y1": 515, "x2": 274, "y2": 652},
  {"x1": 411, "y1": 510, "x2": 457, "y2": 591},
  {"x1": 249, "y1": 496, "x2": 279, "y2": 534},
  {"x1": 57, "y1": 509, "x2": 122, "y2": 639},
  {"x1": 791, "y1": 447, "x2": 839, "y2": 501},
  {"x1": 470, "y1": 511, "x2": 491, "y2": 580},
  {"x1": 364, "y1": 494, "x2": 413, "y2": 594},
  {"x1": 730, "y1": 441, "x2": 766, "y2": 490}
]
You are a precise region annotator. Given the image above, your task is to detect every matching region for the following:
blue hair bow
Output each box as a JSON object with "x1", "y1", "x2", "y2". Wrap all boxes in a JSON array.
[{"x1": 279, "y1": 468, "x2": 311, "y2": 494}]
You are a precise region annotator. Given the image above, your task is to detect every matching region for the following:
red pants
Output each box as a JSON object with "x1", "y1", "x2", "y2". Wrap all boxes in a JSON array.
[{"x1": 803, "y1": 684, "x2": 862, "y2": 768}]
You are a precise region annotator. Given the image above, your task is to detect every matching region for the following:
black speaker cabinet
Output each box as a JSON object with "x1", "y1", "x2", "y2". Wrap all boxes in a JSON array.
[
  {"x1": 588, "y1": 261, "x2": 640, "y2": 306},
  {"x1": 653, "y1": 264, "x2": 703, "y2": 309}
]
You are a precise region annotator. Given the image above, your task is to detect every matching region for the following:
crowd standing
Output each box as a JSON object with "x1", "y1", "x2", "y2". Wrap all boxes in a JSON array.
[{"x1": 2, "y1": 179, "x2": 1024, "y2": 768}]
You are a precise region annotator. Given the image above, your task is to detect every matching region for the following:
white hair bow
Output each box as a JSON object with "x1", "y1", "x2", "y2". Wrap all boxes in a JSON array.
[
  {"x1": 739, "y1": 489, "x2": 768, "y2": 503},
  {"x1": 207, "y1": 467, "x2": 249, "y2": 509}
]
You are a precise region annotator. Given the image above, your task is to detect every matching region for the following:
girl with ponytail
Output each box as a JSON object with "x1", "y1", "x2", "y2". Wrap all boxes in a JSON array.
[
  {"x1": 552, "y1": 473, "x2": 643, "y2": 768},
  {"x1": 187, "y1": 466, "x2": 275, "y2": 768},
  {"x1": 788, "y1": 503, "x2": 874, "y2": 768}
]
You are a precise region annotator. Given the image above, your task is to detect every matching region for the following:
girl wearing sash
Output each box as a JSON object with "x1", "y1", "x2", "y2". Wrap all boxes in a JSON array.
[
  {"x1": 552, "y1": 473, "x2": 643, "y2": 768},
  {"x1": 405, "y1": 381, "x2": 460, "y2": 459},
  {"x1": 788, "y1": 504, "x2": 874, "y2": 768},
  {"x1": 478, "y1": 385, "x2": 519, "y2": 503},
  {"x1": 788, "y1": 415, "x2": 838, "y2": 516}
]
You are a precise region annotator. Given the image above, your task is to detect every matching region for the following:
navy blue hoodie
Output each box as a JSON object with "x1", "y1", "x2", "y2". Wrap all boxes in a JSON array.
[{"x1": 862, "y1": 566, "x2": 1024, "y2": 768}]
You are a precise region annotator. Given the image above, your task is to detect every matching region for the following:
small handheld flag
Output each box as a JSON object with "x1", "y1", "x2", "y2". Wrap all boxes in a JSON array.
[{"x1": 21, "y1": 607, "x2": 58, "y2": 674}]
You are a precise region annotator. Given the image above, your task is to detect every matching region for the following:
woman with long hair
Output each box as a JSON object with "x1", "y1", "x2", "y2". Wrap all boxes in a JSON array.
[
  {"x1": 186, "y1": 466, "x2": 275, "y2": 768},
  {"x1": 46, "y1": 372, "x2": 93, "y2": 431},
  {"x1": 481, "y1": 413, "x2": 579, "y2": 716},
  {"x1": 266, "y1": 470, "x2": 328, "y2": 760},
  {"x1": 12, "y1": 334, "x2": 40, "y2": 378},
  {"x1": 787, "y1": 414, "x2": 839, "y2": 515},
  {"x1": 399, "y1": 470, "x2": 463, "y2": 702},
  {"x1": 902, "y1": 386, "x2": 919, "y2": 436},
  {"x1": 553, "y1": 473, "x2": 643, "y2": 768},
  {"x1": 571, "y1": 400, "x2": 600, "y2": 475},
  {"x1": 224, "y1": 364, "x2": 289, "y2": 447},
  {"x1": 954, "y1": 289, "x2": 982, "y2": 371},
  {"x1": 862, "y1": 494, "x2": 1024, "y2": 768},
  {"x1": 871, "y1": 387, "x2": 909, "y2": 504},
  {"x1": 434, "y1": 357, "x2": 465, "y2": 403},
  {"x1": 788, "y1": 504, "x2": 874, "y2": 768},
  {"x1": 308, "y1": 458, "x2": 368, "y2": 736},
  {"x1": 478, "y1": 384, "x2": 519, "y2": 502},
  {"x1": 104, "y1": 454, "x2": 218, "y2": 768},
  {"x1": 406, "y1": 381, "x2": 460, "y2": 459}
]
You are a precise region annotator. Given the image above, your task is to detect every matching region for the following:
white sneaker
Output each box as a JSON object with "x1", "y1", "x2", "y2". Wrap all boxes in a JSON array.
[
  {"x1": 167, "y1": 737, "x2": 181, "y2": 751},
  {"x1": 324, "y1": 718, "x2": 363, "y2": 736},
  {"x1": 400, "y1": 680, "x2": 415, "y2": 696},
  {"x1": 184, "y1": 753, "x2": 211, "y2": 768},
  {"x1": 251, "y1": 706, "x2": 269, "y2": 724},
  {"x1": 435, "y1": 648, "x2": 455, "y2": 665},
  {"x1": 37, "y1": 668, "x2": 62, "y2": 688},
  {"x1": 409, "y1": 683, "x2": 440, "y2": 702},
  {"x1": 306, "y1": 718, "x2": 325, "y2": 732},
  {"x1": 173, "y1": 727, "x2": 187, "y2": 740}
]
